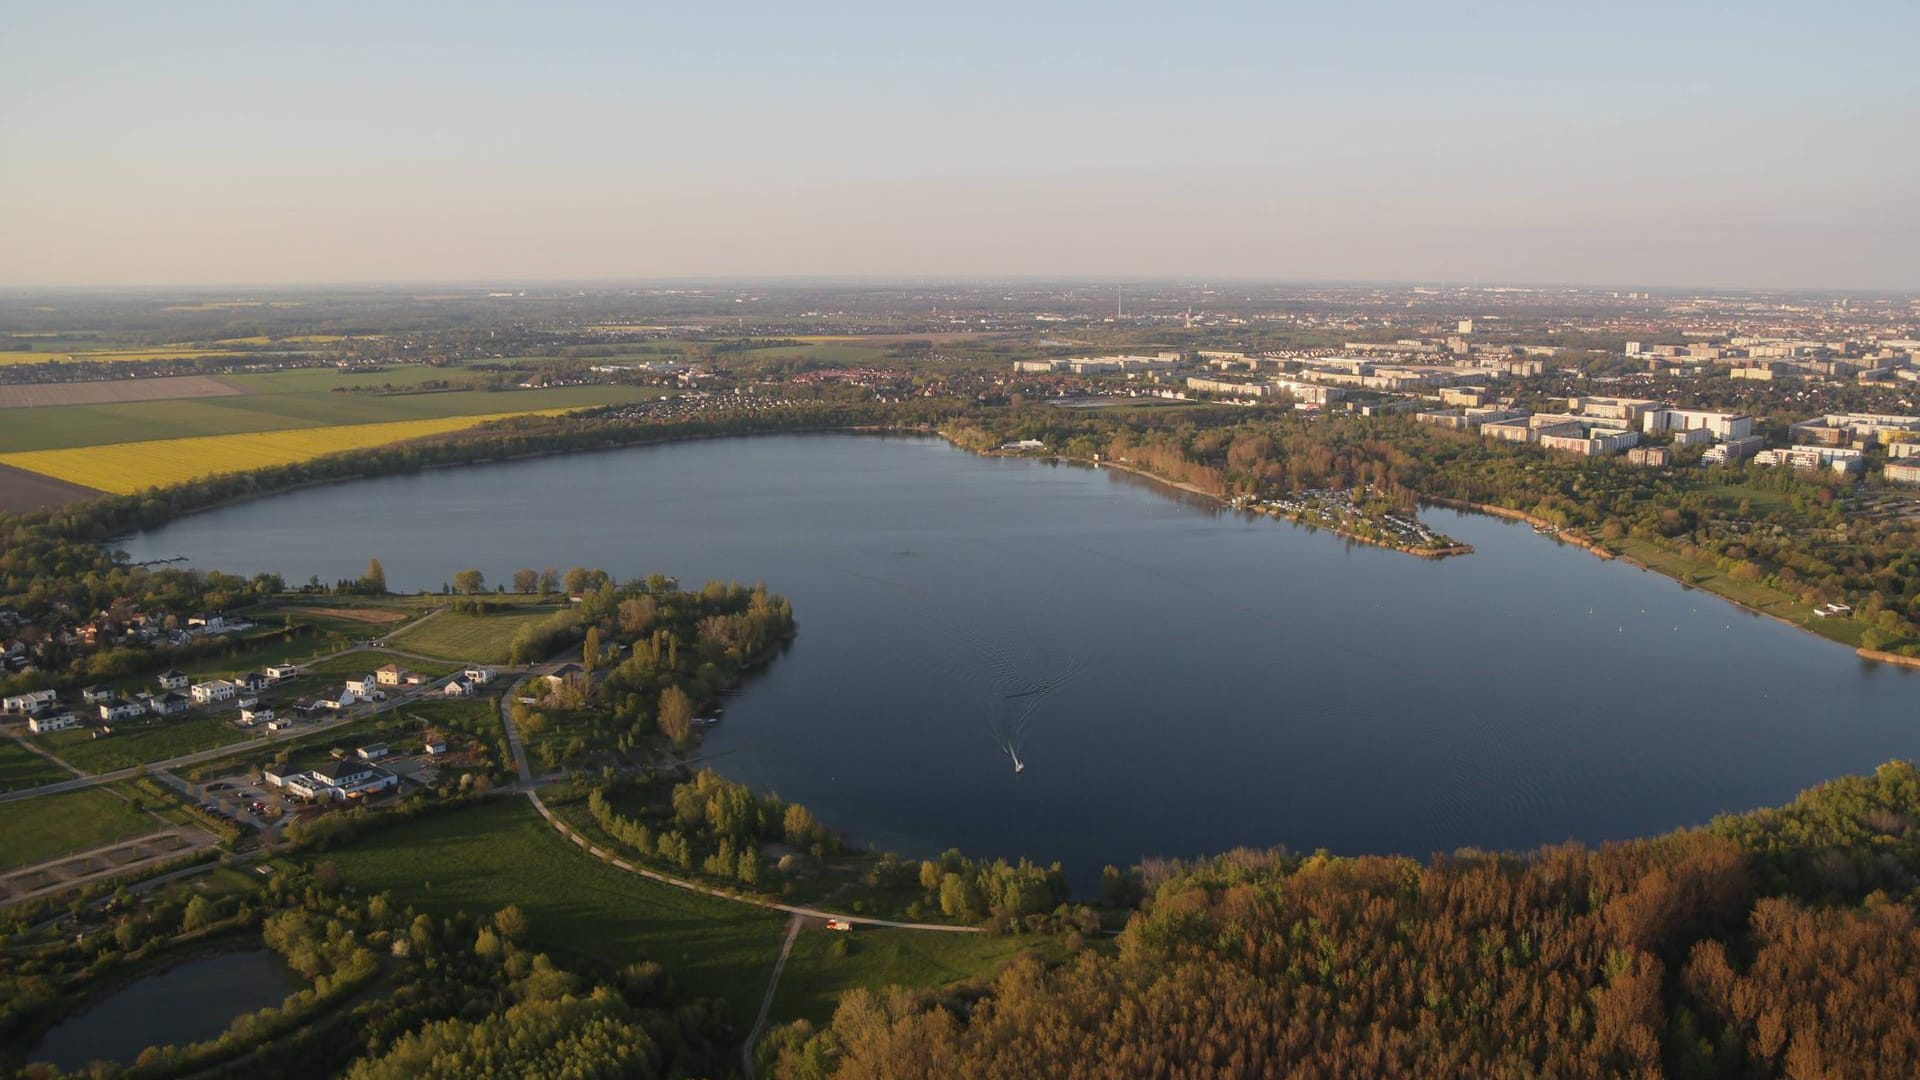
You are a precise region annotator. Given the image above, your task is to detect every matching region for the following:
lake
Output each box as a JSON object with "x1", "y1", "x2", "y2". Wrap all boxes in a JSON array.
[
  {"x1": 123, "y1": 434, "x2": 1917, "y2": 879},
  {"x1": 31, "y1": 946, "x2": 301, "y2": 1070}
]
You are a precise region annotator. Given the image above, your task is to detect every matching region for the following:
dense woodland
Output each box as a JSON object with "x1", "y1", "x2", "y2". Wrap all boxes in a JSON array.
[{"x1": 761, "y1": 762, "x2": 1920, "y2": 1079}]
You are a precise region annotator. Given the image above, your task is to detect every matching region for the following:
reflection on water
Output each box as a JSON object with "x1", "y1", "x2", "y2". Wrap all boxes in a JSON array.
[
  {"x1": 31, "y1": 947, "x2": 300, "y2": 1070},
  {"x1": 124, "y1": 434, "x2": 1919, "y2": 888}
]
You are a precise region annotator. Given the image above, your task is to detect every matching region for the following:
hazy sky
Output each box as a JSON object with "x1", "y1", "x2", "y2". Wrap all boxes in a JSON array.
[{"x1": 2, "y1": 2, "x2": 1915, "y2": 289}]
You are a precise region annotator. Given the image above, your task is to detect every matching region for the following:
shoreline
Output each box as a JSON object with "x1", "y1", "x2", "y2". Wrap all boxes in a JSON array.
[
  {"x1": 982, "y1": 447, "x2": 1474, "y2": 560},
  {"x1": 96, "y1": 422, "x2": 1890, "y2": 666},
  {"x1": 1422, "y1": 496, "x2": 1900, "y2": 662}
]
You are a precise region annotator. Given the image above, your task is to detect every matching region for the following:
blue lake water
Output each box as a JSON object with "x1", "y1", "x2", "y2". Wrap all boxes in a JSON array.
[
  {"x1": 31, "y1": 946, "x2": 300, "y2": 1070},
  {"x1": 122, "y1": 434, "x2": 1918, "y2": 877}
]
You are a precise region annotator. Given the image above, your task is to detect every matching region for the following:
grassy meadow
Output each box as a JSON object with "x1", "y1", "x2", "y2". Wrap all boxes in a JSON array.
[
  {"x1": 0, "y1": 740, "x2": 73, "y2": 792},
  {"x1": 385, "y1": 606, "x2": 566, "y2": 663},
  {"x1": 40, "y1": 715, "x2": 255, "y2": 774},
  {"x1": 0, "y1": 787, "x2": 163, "y2": 870},
  {"x1": 319, "y1": 797, "x2": 788, "y2": 1020},
  {"x1": 769, "y1": 927, "x2": 1065, "y2": 1027}
]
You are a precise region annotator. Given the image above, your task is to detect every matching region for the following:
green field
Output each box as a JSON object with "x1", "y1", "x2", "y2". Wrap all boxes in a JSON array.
[
  {"x1": 0, "y1": 384, "x2": 665, "y2": 453},
  {"x1": 386, "y1": 607, "x2": 564, "y2": 663},
  {"x1": 769, "y1": 927, "x2": 1064, "y2": 1027},
  {"x1": 305, "y1": 649, "x2": 460, "y2": 678},
  {"x1": 0, "y1": 739, "x2": 73, "y2": 792},
  {"x1": 0, "y1": 787, "x2": 163, "y2": 870},
  {"x1": 319, "y1": 798, "x2": 786, "y2": 1020},
  {"x1": 41, "y1": 715, "x2": 255, "y2": 774},
  {"x1": 1606, "y1": 535, "x2": 1862, "y2": 645}
]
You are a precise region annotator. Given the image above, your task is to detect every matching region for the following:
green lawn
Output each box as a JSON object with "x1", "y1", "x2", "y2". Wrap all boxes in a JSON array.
[
  {"x1": 305, "y1": 650, "x2": 460, "y2": 678},
  {"x1": 0, "y1": 385, "x2": 665, "y2": 453},
  {"x1": 319, "y1": 798, "x2": 787, "y2": 1021},
  {"x1": 1606, "y1": 535, "x2": 1861, "y2": 645},
  {"x1": 41, "y1": 715, "x2": 254, "y2": 774},
  {"x1": 386, "y1": 606, "x2": 565, "y2": 663},
  {"x1": 0, "y1": 787, "x2": 164, "y2": 871},
  {"x1": 0, "y1": 739, "x2": 73, "y2": 792},
  {"x1": 769, "y1": 927, "x2": 1065, "y2": 1027}
]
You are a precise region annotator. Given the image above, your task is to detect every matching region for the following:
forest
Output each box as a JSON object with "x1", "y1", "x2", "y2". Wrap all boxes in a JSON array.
[{"x1": 760, "y1": 762, "x2": 1920, "y2": 1079}]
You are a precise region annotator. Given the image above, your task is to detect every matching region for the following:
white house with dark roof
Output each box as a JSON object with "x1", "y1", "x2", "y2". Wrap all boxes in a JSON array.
[
  {"x1": 158, "y1": 669, "x2": 189, "y2": 690},
  {"x1": 280, "y1": 758, "x2": 398, "y2": 802}
]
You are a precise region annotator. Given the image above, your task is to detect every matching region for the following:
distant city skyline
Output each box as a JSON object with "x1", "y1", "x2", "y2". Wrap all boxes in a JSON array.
[{"x1": 2, "y1": 2, "x2": 1916, "y2": 290}]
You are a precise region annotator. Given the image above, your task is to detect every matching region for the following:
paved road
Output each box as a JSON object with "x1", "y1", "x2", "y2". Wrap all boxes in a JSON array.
[
  {"x1": 0, "y1": 665, "x2": 498, "y2": 805},
  {"x1": 525, "y1": 789, "x2": 981, "y2": 933},
  {"x1": 743, "y1": 914, "x2": 804, "y2": 1080}
]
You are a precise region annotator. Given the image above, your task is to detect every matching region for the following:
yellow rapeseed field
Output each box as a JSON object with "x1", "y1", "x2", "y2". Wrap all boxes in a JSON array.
[
  {"x1": 0, "y1": 348, "x2": 230, "y2": 367},
  {"x1": 0, "y1": 411, "x2": 567, "y2": 494}
]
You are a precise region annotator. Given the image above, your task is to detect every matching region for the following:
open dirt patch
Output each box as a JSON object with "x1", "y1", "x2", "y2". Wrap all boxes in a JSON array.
[
  {"x1": 0, "y1": 461, "x2": 101, "y2": 513},
  {"x1": 0, "y1": 374, "x2": 248, "y2": 409},
  {"x1": 299, "y1": 607, "x2": 411, "y2": 625}
]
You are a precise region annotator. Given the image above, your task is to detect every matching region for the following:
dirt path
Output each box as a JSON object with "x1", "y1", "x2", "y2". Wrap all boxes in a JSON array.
[{"x1": 743, "y1": 914, "x2": 805, "y2": 1080}]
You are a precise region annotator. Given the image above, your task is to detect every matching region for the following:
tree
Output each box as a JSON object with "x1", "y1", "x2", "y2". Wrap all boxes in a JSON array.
[
  {"x1": 583, "y1": 627, "x2": 603, "y2": 671},
  {"x1": 361, "y1": 558, "x2": 387, "y2": 594},
  {"x1": 513, "y1": 568, "x2": 539, "y2": 594},
  {"x1": 453, "y1": 569, "x2": 485, "y2": 595},
  {"x1": 563, "y1": 567, "x2": 591, "y2": 595},
  {"x1": 538, "y1": 568, "x2": 561, "y2": 596},
  {"x1": 658, "y1": 685, "x2": 694, "y2": 746},
  {"x1": 182, "y1": 895, "x2": 216, "y2": 932}
]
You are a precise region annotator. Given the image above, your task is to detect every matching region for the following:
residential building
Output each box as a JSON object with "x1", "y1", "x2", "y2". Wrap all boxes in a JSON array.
[
  {"x1": 150, "y1": 692, "x2": 189, "y2": 717},
  {"x1": 3, "y1": 689, "x2": 58, "y2": 713},
  {"x1": 1643, "y1": 409, "x2": 1754, "y2": 441},
  {"x1": 99, "y1": 699, "x2": 146, "y2": 723},
  {"x1": 462, "y1": 667, "x2": 495, "y2": 686},
  {"x1": 1885, "y1": 462, "x2": 1920, "y2": 485},
  {"x1": 374, "y1": 664, "x2": 411, "y2": 687},
  {"x1": 190, "y1": 679, "x2": 236, "y2": 704},
  {"x1": 158, "y1": 669, "x2": 189, "y2": 691},
  {"x1": 81, "y1": 685, "x2": 114, "y2": 705},
  {"x1": 239, "y1": 705, "x2": 275, "y2": 726},
  {"x1": 265, "y1": 664, "x2": 300, "y2": 681},
  {"x1": 1753, "y1": 446, "x2": 1865, "y2": 474},
  {"x1": 1702, "y1": 436, "x2": 1766, "y2": 464},
  {"x1": 277, "y1": 758, "x2": 399, "y2": 802},
  {"x1": 29, "y1": 711, "x2": 79, "y2": 734},
  {"x1": 1626, "y1": 446, "x2": 1671, "y2": 466}
]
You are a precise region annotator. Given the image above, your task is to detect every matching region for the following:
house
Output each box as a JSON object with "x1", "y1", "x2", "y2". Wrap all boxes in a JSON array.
[
  {"x1": 374, "y1": 664, "x2": 411, "y2": 687},
  {"x1": 99, "y1": 699, "x2": 146, "y2": 723},
  {"x1": 265, "y1": 664, "x2": 300, "y2": 681},
  {"x1": 29, "y1": 711, "x2": 79, "y2": 734},
  {"x1": 462, "y1": 666, "x2": 495, "y2": 686},
  {"x1": 346, "y1": 674, "x2": 378, "y2": 697},
  {"x1": 236, "y1": 696, "x2": 259, "y2": 710},
  {"x1": 158, "y1": 669, "x2": 189, "y2": 691},
  {"x1": 442, "y1": 677, "x2": 474, "y2": 698},
  {"x1": 282, "y1": 758, "x2": 399, "y2": 802},
  {"x1": 543, "y1": 663, "x2": 584, "y2": 688},
  {"x1": 356, "y1": 742, "x2": 390, "y2": 760},
  {"x1": 317, "y1": 688, "x2": 358, "y2": 711},
  {"x1": 151, "y1": 692, "x2": 189, "y2": 717},
  {"x1": 267, "y1": 717, "x2": 294, "y2": 732},
  {"x1": 238, "y1": 672, "x2": 270, "y2": 693},
  {"x1": 423, "y1": 737, "x2": 448, "y2": 755},
  {"x1": 3, "y1": 689, "x2": 59, "y2": 714},
  {"x1": 186, "y1": 613, "x2": 248, "y2": 634},
  {"x1": 190, "y1": 680, "x2": 236, "y2": 704},
  {"x1": 81, "y1": 685, "x2": 115, "y2": 705},
  {"x1": 239, "y1": 705, "x2": 275, "y2": 726}
]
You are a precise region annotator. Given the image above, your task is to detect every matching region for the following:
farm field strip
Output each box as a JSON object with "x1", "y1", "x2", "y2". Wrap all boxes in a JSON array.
[
  {"x1": 0, "y1": 411, "x2": 568, "y2": 494},
  {"x1": 0, "y1": 348, "x2": 237, "y2": 367},
  {"x1": 0, "y1": 375, "x2": 246, "y2": 409},
  {"x1": 0, "y1": 384, "x2": 663, "y2": 453}
]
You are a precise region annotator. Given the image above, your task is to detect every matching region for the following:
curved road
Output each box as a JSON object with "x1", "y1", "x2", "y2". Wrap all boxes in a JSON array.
[{"x1": 496, "y1": 671, "x2": 979, "y2": 932}]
